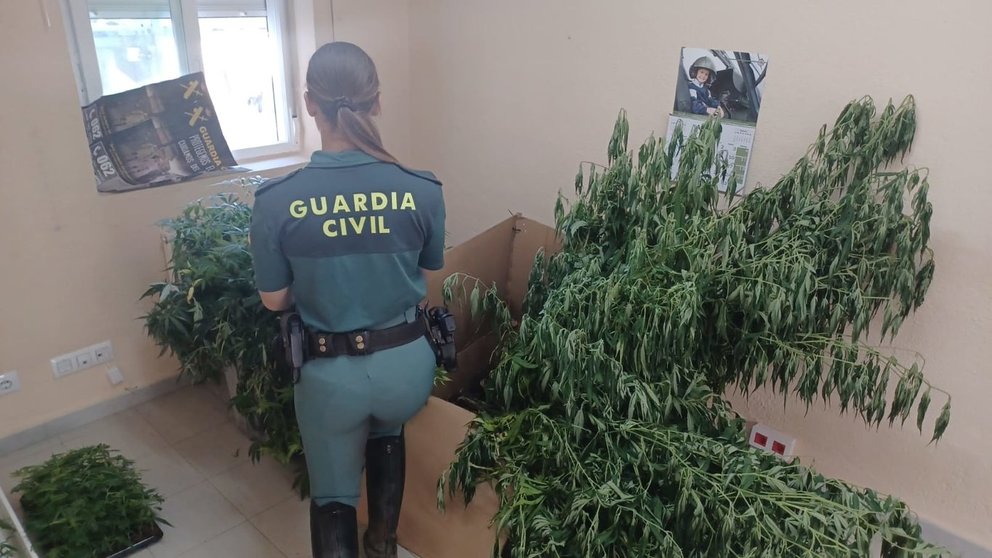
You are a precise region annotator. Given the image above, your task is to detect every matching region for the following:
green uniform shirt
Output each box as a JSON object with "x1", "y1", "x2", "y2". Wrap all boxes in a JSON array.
[{"x1": 250, "y1": 150, "x2": 445, "y2": 332}]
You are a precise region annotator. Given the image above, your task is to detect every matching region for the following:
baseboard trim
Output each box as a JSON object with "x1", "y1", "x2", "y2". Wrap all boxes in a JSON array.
[{"x1": 0, "y1": 376, "x2": 188, "y2": 456}]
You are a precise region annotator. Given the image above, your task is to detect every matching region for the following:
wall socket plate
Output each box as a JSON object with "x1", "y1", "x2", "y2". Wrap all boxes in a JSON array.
[
  {"x1": 749, "y1": 423, "x2": 797, "y2": 459},
  {"x1": 0, "y1": 371, "x2": 21, "y2": 395},
  {"x1": 51, "y1": 340, "x2": 114, "y2": 378}
]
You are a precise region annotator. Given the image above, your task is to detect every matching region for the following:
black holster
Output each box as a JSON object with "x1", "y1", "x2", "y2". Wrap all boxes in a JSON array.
[
  {"x1": 280, "y1": 311, "x2": 306, "y2": 383},
  {"x1": 424, "y1": 305, "x2": 458, "y2": 372}
]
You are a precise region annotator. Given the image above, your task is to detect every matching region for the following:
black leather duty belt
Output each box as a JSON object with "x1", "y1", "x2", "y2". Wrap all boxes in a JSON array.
[{"x1": 306, "y1": 319, "x2": 428, "y2": 358}]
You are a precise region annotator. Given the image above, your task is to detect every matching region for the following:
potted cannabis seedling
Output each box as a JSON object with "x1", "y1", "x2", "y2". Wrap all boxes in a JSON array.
[
  {"x1": 440, "y1": 96, "x2": 952, "y2": 557},
  {"x1": 12, "y1": 444, "x2": 167, "y2": 558}
]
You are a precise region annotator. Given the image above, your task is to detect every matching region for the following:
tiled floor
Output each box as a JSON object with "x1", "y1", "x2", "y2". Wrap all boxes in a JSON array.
[{"x1": 0, "y1": 384, "x2": 418, "y2": 558}]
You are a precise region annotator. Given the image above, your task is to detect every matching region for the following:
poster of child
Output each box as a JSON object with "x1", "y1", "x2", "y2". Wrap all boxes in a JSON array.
[
  {"x1": 673, "y1": 47, "x2": 768, "y2": 124},
  {"x1": 667, "y1": 47, "x2": 770, "y2": 194}
]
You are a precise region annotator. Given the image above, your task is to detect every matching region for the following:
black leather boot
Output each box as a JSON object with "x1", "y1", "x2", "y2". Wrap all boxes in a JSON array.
[
  {"x1": 363, "y1": 432, "x2": 405, "y2": 558},
  {"x1": 310, "y1": 500, "x2": 359, "y2": 558}
]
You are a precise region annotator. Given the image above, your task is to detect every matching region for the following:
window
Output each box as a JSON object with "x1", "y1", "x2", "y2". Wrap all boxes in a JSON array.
[{"x1": 62, "y1": 0, "x2": 297, "y2": 160}]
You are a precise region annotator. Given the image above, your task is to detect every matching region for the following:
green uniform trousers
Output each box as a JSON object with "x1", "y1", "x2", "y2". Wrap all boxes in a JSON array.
[{"x1": 294, "y1": 308, "x2": 436, "y2": 507}]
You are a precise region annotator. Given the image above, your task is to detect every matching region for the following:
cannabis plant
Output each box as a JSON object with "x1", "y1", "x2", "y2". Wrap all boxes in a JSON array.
[
  {"x1": 12, "y1": 445, "x2": 166, "y2": 558},
  {"x1": 440, "y1": 97, "x2": 950, "y2": 557},
  {"x1": 141, "y1": 192, "x2": 304, "y2": 489},
  {"x1": 142, "y1": 193, "x2": 269, "y2": 383}
]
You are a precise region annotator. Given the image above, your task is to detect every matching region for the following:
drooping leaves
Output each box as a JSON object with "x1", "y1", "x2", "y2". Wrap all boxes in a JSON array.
[{"x1": 441, "y1": 97, "x2": 950, "y2": 557}]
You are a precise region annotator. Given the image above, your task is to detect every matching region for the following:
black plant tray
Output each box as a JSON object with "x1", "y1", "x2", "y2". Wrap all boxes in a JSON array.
[
  {"x1": 21, "y1": 499, "x2": 165, "y2": 558},
  {"x1": 105, "y1": 523, "x2": 164, "y2": 558}
]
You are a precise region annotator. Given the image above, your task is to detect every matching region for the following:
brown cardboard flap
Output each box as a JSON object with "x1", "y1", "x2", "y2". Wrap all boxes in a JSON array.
[
  {"x1": 424, "y1": 216, "x2": 517, "y2": 395},
  {"x1": 398, "y1": 397, "x2": 499, "y2": 558},
  {"x1": 505, "y1": 217, "x2": 561, "y2": 317},
  {"x1": 362, "y1": 215, "x2": 555, "y2": 558},
  {"x1": 426, "y1": 215, "x2": 517, "y2": 307}
]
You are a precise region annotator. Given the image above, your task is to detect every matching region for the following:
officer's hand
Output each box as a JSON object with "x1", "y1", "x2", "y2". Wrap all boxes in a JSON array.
[{"x1": 706, "y1": 107, "x2": 718, "y2": 116}]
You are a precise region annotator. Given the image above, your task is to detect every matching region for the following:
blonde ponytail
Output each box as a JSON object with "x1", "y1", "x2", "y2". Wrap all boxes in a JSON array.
[{"x1": 306, "y1": 42, "x2": 399, "y2": 165}]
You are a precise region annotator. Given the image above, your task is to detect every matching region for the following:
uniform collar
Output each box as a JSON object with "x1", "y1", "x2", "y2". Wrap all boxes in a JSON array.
[{"x1": 308, "y1": 150, "x2": 380, "y2": 168}]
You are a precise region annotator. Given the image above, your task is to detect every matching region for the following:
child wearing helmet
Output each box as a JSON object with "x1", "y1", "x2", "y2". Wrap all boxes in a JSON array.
[{"x1": 688, "y1": 56, "x2": 723, "y2": 117}]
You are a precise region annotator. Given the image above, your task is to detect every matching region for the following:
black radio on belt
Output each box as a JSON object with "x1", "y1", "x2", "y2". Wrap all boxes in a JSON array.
[{"x1": 425, "y1": 306, "x2": 457, "y2": 372}]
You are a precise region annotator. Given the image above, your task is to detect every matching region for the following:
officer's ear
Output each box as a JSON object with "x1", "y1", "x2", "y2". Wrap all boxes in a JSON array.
[
  {"x1": 304, "y1": 91, "x2": 319, "y2": 117},
  {"x1": 370, "y1": 92, "x2": 382, "y2": 117}
]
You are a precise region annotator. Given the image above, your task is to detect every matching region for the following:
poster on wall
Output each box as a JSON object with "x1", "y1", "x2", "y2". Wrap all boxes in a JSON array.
[
  {"x1": 667, "y1": 47, "x2": 769, "y2": 193},
  {"x1": 82, "y1": 72, "x2": 240, "y2": 193}
]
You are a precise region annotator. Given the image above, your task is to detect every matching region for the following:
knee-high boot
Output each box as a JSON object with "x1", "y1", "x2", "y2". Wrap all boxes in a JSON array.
[
  {"x1": 363, "y1": 432, "x2": 405, "y2": 558},
  {"x1": 310, "y1": 500, "x2": 359, "y2": 558}
]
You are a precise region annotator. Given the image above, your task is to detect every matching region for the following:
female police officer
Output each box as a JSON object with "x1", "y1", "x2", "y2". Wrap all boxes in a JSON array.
[{"x1": 249, "y1": 42, "x2": 445, "y2": 558}]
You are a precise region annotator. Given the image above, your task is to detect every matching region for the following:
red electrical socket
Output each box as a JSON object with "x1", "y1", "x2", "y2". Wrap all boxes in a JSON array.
[{"x1": 748, "y1": 424, "x2": 796, "y2": 459}]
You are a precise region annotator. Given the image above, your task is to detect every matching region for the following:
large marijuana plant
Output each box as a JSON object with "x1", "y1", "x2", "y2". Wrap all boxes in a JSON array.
[
  {"x1": 141, "y1": 192, "x2": 305, "y2": 491},
  {"x1": 440, "y1": 96, "x2": 950, "y2": 557}
]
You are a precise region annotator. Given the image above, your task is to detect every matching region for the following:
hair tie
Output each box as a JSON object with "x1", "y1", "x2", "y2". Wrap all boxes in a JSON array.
[{"x1": 331, "y1": 96, "x2": 356, "y2": 112}]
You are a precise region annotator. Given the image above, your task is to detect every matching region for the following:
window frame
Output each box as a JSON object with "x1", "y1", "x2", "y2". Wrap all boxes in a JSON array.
[{"x1": 61, "y1": 0, "x2": 299, "y2": 162}]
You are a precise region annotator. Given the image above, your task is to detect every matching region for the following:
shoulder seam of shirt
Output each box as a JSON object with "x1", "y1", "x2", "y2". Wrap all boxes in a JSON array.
[
  {"x1": 395, "y1": 165, "x2": 442, "y2": 187},
  {"x1": 255, "y1": 168, "x2": 303, "y2": 197}
]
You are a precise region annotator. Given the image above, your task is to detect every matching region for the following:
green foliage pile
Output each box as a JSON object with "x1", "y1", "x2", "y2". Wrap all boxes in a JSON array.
[{"x1": 440, "y1": 97, "x2": 950, "y2": 557}]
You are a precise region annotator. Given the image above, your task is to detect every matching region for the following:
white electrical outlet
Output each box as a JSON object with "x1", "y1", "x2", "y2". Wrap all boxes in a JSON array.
[
  {"x1": 0, "y1": 371, "x2": 21, "y2": 395},
  {"x1": 93, "y1": 341, "x2": 114, "y2": 363},
  {"x1": 749, "y1": 423, "x2": 797, "y2": 459},
  {"x1": 75, "y1": 351, "x2": 94, "y2": 368}
]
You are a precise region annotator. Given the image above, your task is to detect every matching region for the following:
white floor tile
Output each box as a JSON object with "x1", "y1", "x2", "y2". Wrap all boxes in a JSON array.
[
  {"x1": 131, "y1": 446, "x2": 207, "y2": 498},
  {"x1": 250, "y1": 496, "x2": 311, "y2": 558},
  {"x1": 172, "y1": 421, "x2": 251, "y2": 478},
  {"x1": 202, "y1": 377, "x2": 232, "y2": 405},
  {"x1": 149, "y1": 481, "x2": 246, "y2": 558},
  {"x1": 210, "y1": 456, "x2": 296, "y2": 517},
  {"x1": 59, "y1": 409, "x2": 170, "y2": 460},
  {"x1": 175, "y1": 522, "x2": 285, "y2": 558},
  {"x1": 136, "y1": 386, "x2": 230, "y2": 445}
]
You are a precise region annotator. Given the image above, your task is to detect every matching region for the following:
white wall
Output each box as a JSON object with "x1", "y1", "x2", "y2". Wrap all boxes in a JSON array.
[
  {"x1": 329, "y1": 0, "x2": 413, "y2": 162},
  {"x1": 406, "y1": 0, "x2": 992, "y2": 548}
]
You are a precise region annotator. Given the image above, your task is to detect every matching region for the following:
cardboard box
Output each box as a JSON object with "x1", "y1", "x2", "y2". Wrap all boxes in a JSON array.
[{"x1": 356, "y1": 215, "x2": 559, "y2": 558}]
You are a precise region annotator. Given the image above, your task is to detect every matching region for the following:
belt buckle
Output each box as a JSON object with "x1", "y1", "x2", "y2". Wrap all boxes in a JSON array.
[{"x1": 348, "y1": 330, "x2": 371, "y2": 355}]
